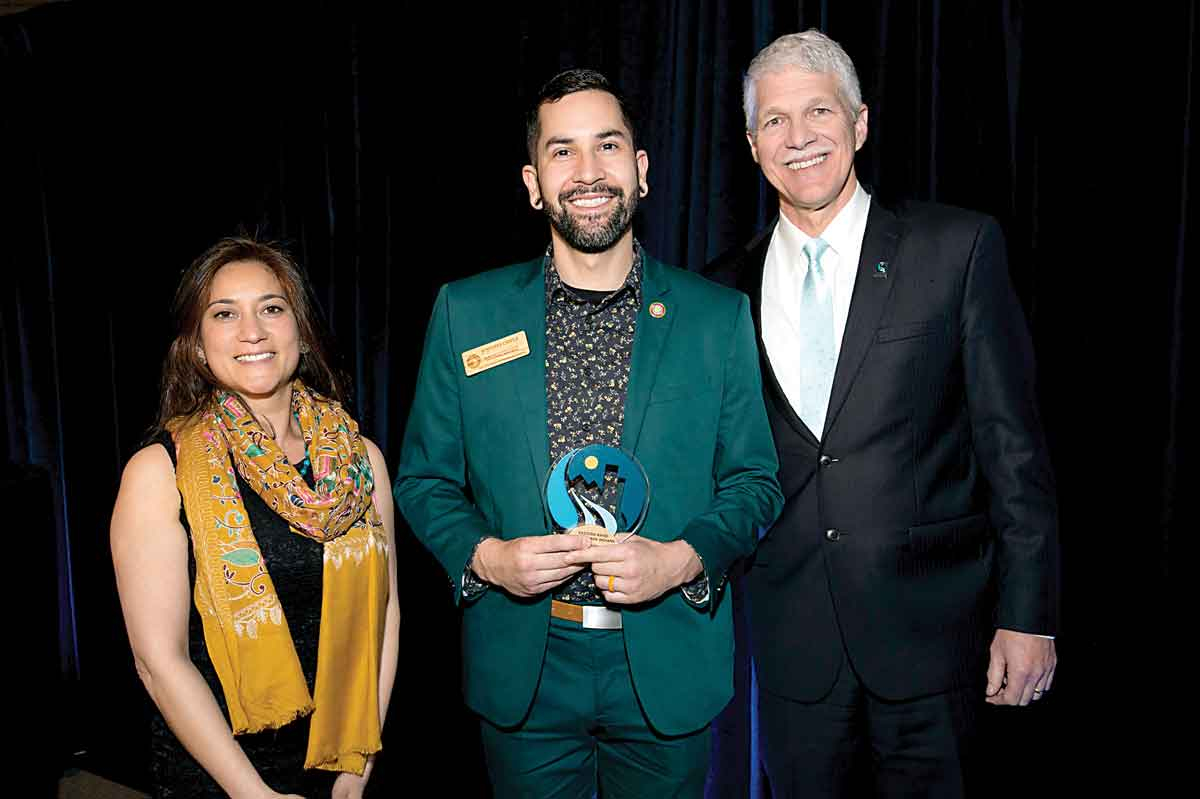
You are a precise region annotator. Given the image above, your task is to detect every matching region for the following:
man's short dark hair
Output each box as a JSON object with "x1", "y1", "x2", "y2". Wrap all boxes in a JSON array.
[{"x1": 526, "y1": 68, "x2": 638, "y2": 164}]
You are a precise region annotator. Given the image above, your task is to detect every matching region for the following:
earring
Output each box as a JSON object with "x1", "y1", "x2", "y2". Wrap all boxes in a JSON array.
[
  {"x1": 196, "y1": 348, "x2": 207, "y2": 365},
  {"x1": 300, "y1": 342, "x2": 310, "y2": 355}
]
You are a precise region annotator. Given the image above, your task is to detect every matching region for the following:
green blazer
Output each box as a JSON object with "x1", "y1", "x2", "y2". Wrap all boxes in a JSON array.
[{"x1": 394, "y1": 254, "x2": 782, "y2": 735}]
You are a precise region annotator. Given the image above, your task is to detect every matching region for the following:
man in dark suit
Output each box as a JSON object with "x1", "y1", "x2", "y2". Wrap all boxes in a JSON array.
[
  {"x1": 707, "y1": 30, "x2": 1059, "y2": 797},
  {"x1": 395, "y1": 70, "x2": 782, "y2": 797}
]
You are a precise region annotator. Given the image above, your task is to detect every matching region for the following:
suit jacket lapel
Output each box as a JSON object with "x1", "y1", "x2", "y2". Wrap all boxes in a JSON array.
[
  {"x1": 740, "y1": 222, "x2": 821, "y2": 448},
  {"x1": 623, "y1": 256, "x2": 674, "y2": 452},
  {"x1": 823, "y1": 203, "x2": 905, "y2": 439},
  {"x1": 507, "y1": 260, "x2": 551, "y2": 490}
]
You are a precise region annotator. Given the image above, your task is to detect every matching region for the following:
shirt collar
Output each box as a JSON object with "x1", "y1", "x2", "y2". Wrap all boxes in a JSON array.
[
  {"x1": 775, "y1": 181, "x2": 871, "y2": 268},
  {"x1": 544, "y1": 239, "x2": 644, "y2": 306}
]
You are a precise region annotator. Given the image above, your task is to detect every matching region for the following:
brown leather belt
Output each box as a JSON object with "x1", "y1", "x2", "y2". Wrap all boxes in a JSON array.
[{"x1": 550, "y1": 599, "x2": 622, "y2": 629}]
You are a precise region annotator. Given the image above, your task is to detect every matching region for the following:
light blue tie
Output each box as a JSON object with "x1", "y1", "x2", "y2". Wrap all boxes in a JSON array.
[{"x1": 796, "y1": 237, "x2": 835, "y2": 437}]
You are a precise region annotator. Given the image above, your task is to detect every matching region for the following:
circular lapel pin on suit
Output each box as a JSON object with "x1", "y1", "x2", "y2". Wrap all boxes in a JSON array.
[{"x1": 649, "y1": 301, "x2": 666, "y2": 318}]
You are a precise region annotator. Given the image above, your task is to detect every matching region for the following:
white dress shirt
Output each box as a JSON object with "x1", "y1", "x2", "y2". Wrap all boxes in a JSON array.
[{"x1": 761, "y1": 181, "x2": 871, "y2": 435}]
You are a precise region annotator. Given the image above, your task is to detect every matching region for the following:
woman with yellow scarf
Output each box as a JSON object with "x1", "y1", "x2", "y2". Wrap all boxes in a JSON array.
[{"x1": 111, "y1": 238, "x2": 400, "y2": 798}]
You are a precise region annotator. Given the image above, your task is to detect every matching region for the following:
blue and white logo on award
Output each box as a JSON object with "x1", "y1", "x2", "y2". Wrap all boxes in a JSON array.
[{"x1": 544, "y1": 444, "x2": 650, "y2": 545}]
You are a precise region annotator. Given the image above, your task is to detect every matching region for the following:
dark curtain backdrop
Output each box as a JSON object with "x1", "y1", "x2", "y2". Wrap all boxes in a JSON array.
[{"x1": 2, "y1": 0, "x2": 1189, "y2": 795}]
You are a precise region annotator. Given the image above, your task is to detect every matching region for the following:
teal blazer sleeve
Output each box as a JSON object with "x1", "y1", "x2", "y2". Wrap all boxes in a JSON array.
[
  {"x1": 393, "y1": 285, "x2": 494, "y2": 604},
  {"x1": 676, "y1": 294, "x2": 782, "y2": 606}
]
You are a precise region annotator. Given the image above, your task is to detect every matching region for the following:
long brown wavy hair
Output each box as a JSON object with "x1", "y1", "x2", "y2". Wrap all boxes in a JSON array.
[{"x1": 152, "y1": 237, "x2": 349, "y2": 436}]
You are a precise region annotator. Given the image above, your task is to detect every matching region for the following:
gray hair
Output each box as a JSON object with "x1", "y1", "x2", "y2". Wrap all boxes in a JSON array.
[{"x1": 743, "y1": 29, "x2": 863, "y2": 131}]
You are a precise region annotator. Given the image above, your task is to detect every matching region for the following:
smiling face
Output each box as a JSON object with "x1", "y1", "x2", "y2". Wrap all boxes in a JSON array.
[
  {"x1": 747, "y1": 67, "x2": 868, "y2": 235},
  {"x1": 522, "y1": 89, "x2": 649, "y2": 255},
  {"x1": 198, "y1": 259, "x2": 301, "y2": 403}
]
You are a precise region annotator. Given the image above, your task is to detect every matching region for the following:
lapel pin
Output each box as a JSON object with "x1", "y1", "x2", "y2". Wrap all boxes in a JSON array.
[
  {"x1": 648, "y1": 301, "x2": 667, "y2": 319},
  {"x1": 873, "y1": 260, "x2": 889, "y2": 279}
]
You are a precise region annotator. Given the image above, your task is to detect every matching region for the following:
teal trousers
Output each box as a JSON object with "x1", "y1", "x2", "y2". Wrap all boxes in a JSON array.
[{"x1": 479, "y1": 615, "x2": 711, "y2": 799}]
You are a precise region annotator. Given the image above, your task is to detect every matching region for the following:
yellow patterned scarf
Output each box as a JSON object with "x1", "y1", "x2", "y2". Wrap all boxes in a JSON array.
[{"x1": 168, "y1": 380, "x2": 388, "y2": 774}]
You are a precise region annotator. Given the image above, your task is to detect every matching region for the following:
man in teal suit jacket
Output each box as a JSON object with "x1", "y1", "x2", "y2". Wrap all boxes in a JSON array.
[{"x1": 394, "y1": 70, "x2": 782, "y2": 797}]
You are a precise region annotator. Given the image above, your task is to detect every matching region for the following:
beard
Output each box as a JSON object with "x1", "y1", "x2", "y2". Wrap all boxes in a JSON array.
[{"x1": 543, "y1": 183, "x2": 639, "y2": 254}]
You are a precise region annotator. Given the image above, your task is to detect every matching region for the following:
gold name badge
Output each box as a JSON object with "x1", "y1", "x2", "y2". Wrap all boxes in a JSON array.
[{"x1": 461, "y1": 331, "x2": 530, "y2": 376}]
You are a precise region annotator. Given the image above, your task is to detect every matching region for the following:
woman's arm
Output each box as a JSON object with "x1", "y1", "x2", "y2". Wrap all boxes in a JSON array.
[
  {"x1": 111, "y1": 444, "x2": 296, "y2": 799},
  {"x1": 332, "y1": 438, "x2": 401, "y2": 799}
]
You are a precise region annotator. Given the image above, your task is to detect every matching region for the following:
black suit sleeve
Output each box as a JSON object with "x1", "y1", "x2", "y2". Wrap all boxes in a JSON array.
[{"x1": 960, "y1": 218, "x2": 1060, "y2": 635}]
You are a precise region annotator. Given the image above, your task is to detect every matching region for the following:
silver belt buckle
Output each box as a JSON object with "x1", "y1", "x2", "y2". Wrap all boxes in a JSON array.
[{"x1": 581, "y1": 605, "x2": 622, "y2": 630}]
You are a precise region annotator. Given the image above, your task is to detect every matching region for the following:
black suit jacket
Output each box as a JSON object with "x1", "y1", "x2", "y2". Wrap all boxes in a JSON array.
[{"x1": 707, "y1": 200, "x2": 1059, "y2": 702}]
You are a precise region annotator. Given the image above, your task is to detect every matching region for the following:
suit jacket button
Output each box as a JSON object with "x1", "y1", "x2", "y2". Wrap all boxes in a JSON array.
[
  {"x1": 819, "y1": 455, "x2": 833, "y2": 467},
  {"x1": 825, "y1": 528, "x2": 841, "y2": 542}
]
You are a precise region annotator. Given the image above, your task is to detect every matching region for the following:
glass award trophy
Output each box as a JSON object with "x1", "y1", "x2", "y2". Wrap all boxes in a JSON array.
[{"x1": 543, "y1": 444, "x2": 650, "y2": 545}]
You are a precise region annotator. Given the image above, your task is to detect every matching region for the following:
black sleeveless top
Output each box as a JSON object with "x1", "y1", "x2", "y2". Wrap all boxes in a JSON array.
[{"x1": 149, "y1": 431, "x2": 336, "y2": 798}]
